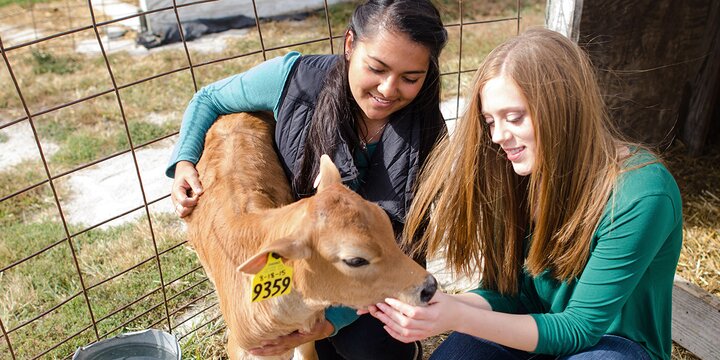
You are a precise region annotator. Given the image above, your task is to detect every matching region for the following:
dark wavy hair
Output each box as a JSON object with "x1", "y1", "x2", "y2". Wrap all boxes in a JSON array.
[{"x1": 293, "y1": 0, "x2": 448, "y2": 196}]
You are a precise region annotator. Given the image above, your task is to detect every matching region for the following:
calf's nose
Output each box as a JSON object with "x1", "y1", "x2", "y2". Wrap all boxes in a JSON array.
[{"x1": 420, "y1": 274, "x2": 438, "y2": 303}]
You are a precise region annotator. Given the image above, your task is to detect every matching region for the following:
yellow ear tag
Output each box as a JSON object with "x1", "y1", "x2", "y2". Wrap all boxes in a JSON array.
[{"x1": 251, "y1": 252, "x2": 293, "y2": 302}]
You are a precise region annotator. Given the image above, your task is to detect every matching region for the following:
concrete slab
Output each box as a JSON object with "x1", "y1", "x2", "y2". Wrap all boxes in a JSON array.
[{"x1": 93, "y1": 0, "x2": 141, "y2": 31}]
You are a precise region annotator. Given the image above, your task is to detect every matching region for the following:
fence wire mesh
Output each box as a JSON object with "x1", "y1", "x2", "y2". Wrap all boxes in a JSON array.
[{"x1": 0, "y1": 0, "x2": 543, "y2": 358}]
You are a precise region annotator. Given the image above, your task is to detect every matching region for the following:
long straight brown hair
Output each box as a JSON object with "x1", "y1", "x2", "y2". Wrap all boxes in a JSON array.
[{"x1": 404, "y1": 28, "x2": 634, "y2": 295}]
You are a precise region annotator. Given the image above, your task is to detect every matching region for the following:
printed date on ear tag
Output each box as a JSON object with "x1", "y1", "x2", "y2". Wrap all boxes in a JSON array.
[{"x1": 251, "y1": 252, "x2": 293, "y2": 302}]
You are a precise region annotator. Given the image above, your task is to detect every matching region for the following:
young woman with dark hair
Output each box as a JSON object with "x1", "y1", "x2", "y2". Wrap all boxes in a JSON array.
[
  {"x1": 365, "y1": 28, "x2": 682, "y2": 360},
  {"x1": 166, "y1": 1, "x2": 448, "y2": 358}
]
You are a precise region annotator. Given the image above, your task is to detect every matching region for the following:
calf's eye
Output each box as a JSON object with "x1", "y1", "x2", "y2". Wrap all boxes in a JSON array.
[{"x1": 342, "y1": 257, "x2": 370, "y2": 267}]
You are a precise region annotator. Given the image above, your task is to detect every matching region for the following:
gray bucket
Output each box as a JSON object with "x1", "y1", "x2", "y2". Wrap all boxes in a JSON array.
[{"x1": 72, "y1": 329, "x2": 181, "y2": 360}]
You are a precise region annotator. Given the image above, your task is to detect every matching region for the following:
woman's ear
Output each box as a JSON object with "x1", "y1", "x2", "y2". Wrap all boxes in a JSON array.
[{"x1": 344, "y1": 30, "x2": 355, "y2": 60}]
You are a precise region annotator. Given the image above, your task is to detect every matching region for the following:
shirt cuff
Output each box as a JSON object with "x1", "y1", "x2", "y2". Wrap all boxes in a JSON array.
[{"x1": 324, "y1": 306, "x2": 359, "y2": 336}]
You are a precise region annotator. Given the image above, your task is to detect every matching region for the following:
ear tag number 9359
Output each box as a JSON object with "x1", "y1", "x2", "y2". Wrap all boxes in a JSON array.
[{"x1": 251, "y1": 253, "x2": 293, "y2": 302}]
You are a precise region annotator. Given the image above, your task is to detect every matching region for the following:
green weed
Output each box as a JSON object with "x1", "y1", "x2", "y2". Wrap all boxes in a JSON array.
[
  {"x1": 0, "y1": 0, "x2": 49, "y2": 7},
  {"x1": 31, "y1": 49, "x2": 81, "y2": 75},
  {"x1": 36, "y1": 117, "x2": 76, "y2": 143},
  {"x1": 50, "y1": 132, "x2": 111, "y2": 168},
  {"x1": 116, "y1": 121, "x2": 175, "y2": 147},
  {"x1": 0, "y1": 163, "x2": 50, "y2": 223}
]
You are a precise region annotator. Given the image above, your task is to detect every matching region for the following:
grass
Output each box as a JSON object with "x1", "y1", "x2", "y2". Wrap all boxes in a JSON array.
[
  {"x1": 30, "y1": 49, "x2": 81, "y2": 75},
  {"x1": 665, "y1": 141, "x2": 720, "y2": 296},
  {"x1": 0, "y1": 0, "x2": 716, "y2": 359},
  {"x1": 0, "y1": 0, "x2": 48, "y2": 8},
  {"x1": 0, "y1": 205, "x2": 212, "y2": 358},
  {"x1": 0, "y1": 154, "x2": 211, "y2": 358}
]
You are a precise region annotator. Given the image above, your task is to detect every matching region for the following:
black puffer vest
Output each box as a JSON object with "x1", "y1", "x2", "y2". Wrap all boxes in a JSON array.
[{"x1": 274, "y1": 54, "x2": 439, "y2": 234}]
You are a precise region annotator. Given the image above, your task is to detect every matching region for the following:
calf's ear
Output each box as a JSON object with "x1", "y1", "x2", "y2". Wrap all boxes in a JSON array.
[
  {"x1": 313, "y1": 154, "x2": 341, "y2": 192},
  {"x1": 236, "y1": 235, "x2": 312, "y2": 274}
]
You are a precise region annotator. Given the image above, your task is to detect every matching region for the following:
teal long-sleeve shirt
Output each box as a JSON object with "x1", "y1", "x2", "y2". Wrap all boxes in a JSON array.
[
  {"x1": 166, "y1": 51, "x2": 301, "y2": 178},
  {"x1": 471, "y1": 152, "x2": 682, "y2": 359},
  {"x1": 165, "y1": 51, "x2": 359, "y2": 335}
]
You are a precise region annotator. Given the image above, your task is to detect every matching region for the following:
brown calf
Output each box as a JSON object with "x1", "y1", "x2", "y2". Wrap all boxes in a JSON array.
[{"x1": 184, "y1": 112, "x2": 437, "y2": 360}]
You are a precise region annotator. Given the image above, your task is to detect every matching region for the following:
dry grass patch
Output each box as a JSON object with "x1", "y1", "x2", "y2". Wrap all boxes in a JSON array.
[{"x1": 664, "y1": 140, "x2": 720, "y2": 296}]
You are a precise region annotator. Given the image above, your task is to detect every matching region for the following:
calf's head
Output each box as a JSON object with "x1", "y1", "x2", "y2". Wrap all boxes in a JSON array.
[{"x1": 238, "y1": 155, "x2": 436, "y2": 309}]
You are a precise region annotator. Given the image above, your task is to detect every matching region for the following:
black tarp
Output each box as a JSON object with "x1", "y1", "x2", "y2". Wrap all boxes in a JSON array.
[{"x1": 136, "y1": 0, "x2": 347, "y2": 48}]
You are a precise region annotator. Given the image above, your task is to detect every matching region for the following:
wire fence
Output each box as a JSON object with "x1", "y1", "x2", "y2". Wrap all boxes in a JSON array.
[{"x1": 0, "y1": 0, "x2": 542, "y2": 358}]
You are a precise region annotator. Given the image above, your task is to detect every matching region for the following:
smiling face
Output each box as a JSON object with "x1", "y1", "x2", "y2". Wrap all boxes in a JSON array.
[
  {"x1": 345, "y1": 29, "x2": 430, "y2": 125},
  {"x1": 481, "y1": 75, "x2": 537, "y2": 176}
]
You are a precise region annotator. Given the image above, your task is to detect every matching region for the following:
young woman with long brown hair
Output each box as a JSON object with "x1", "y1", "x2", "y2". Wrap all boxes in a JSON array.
[{"x1": 365, "y1": 28, "x2": 682, "y2": 360}]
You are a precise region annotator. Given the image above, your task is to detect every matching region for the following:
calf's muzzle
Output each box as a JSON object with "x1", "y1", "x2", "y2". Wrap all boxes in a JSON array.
[{"x1": 419, "y1": 274, "x2": 438, "y2": 304}]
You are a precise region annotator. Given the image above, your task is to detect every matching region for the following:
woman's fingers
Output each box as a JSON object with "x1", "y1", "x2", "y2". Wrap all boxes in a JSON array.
[
  {"x1": 375, "y1": 302, "x2": 412, "y2": 327},
  {"x1": 171, "y1": 180, "x2": 198, "y2": 217},
  {"x1": 171, "y1": 162, "x2": 204, "y2": 218},
  {"x1": 369, "y1": 297, "x2": 449, "y2": 343},
  {"x1": 186, "y1": 175, "x2": 204, "y2": 197},
  {"x1": 248, "y1": 333, "x2": 300, "y2": 356},
  {"x1": 383, "y1": 324, "x2": 420, "y2": 343},
  {"x1": 174, "y1": 202, "x2": 193, "y2": 218},
  {"x1": 384, "y1": 297, "x2": 422, "y2": 318},
  {"x1": 249, "y1": 343, "x2": 291, "y2": 356},
  {"x1": 248, "y1": 320, "x2": 332, "y2": 356}
]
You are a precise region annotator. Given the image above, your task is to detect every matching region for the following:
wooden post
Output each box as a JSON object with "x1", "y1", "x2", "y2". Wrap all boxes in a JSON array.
[
  {"x1": 545, "y1": 0, "x2": 582, "y2": 42},
  {"x1": 672, "y1": 275, "x2": 720, "y2": 359}
]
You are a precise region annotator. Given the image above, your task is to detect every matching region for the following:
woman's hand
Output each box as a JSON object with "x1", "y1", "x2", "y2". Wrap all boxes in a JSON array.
[
  {"x1": 248, "y1": 319, "x2": 334, "y2": 356},
  {"x1": 365, "y1": 292, "x2": 459, "y2": 343},
  {"x1": 171, "y1": 160, "x2": 204, "y2": 217}
]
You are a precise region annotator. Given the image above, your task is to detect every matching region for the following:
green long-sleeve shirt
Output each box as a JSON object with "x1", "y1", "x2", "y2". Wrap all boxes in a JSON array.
[{"x1": 471, "y1": 152, "x2": 682, "y2": 359}]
